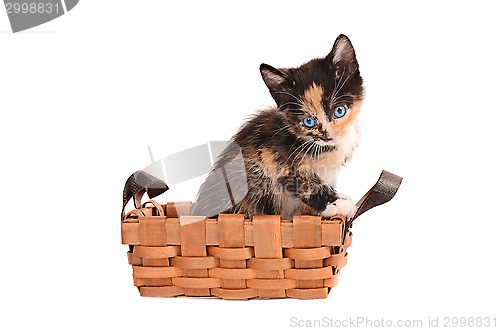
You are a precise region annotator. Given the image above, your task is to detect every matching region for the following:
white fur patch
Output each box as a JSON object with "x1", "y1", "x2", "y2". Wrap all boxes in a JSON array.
[
  {"x1": 321, "y1": 194, "x2": 356, "y2": 218},
  {"x1": 314, "y1": 122, "x2": 360, "y2": 186},
  {"x1": 335, "y1": 122, "x2": 360, "y2": 162}
]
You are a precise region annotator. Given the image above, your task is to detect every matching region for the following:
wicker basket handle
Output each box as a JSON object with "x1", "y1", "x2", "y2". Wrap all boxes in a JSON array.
[
  {"x1": 141, "y1": 200, "x2": 165, "y2": 216},
  {"x1": 352, "y1": 170, "x2": 403, "y2": 222},
  {"x1": 121, "y1": 170, "x2": 169, "y2": 220}
]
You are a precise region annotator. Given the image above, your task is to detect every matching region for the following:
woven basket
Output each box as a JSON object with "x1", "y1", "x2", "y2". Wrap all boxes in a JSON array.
[
  {"x1": 121, "y1": 170, "x2": 402, "y2": 300},
  {"x1": 122, "y1": 201, "x2": 351, "y2": 299}
]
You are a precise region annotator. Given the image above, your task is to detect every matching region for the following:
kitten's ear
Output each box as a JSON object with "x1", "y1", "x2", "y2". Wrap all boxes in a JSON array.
[
  {"x1": 326, "y1": 34, "x2": 360, "y2": 79},
  {"x1": 260, "y1": 63, "x2": 295, "y2": 104}
]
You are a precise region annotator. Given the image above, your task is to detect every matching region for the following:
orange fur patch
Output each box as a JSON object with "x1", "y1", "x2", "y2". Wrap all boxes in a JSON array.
[
  {"x1": 328, "y1": 101, "x2": 362, "y2": 137},
  {"x1": 302, "y1": 83, "x2": 324, "y2": 117}
]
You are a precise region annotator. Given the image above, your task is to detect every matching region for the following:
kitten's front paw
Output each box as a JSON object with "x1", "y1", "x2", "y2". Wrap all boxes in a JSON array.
[{"x1": 321, "y1": 195, "x2": 356, "y2": 219}]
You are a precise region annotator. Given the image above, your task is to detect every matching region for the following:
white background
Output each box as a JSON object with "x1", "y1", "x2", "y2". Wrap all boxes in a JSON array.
[{"x1": 1, "y1": 1, "x2": 499, "y2": 330}]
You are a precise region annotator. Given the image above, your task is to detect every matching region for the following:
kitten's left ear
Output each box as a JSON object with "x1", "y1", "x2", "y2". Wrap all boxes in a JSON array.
[{"x1": 326, "y1": 34, "x2": 360, "y2": 79}]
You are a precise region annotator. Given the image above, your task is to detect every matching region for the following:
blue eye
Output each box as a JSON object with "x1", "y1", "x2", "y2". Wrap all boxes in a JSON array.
[
  {"x1": 302, "y1": 117, "x2": 316, "y2": 128},
  {"x1": 334, "y1": 105, "x2": 347, "y2": 118}
]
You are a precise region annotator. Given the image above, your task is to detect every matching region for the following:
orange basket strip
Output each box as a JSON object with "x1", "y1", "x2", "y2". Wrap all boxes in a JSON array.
[
  {"x1": 133, "y1": 246, "x2": 181, "y2": 259},
  {"x1": 293, "y1": 216, "x2": 324, "y2": 290},
  {"x1": 216, "y1": 214, "x2": 247, "y2": 292},
  {"x1": 218, "y1": 214, "x2": 245, "y2": 248},
  {"x1": 324, "y1": 252, "x2": 348, "y2": 269},
  {"x1": 178, "y1": 216, "x2": 210, "y2": 296},
  {"x1": 252, "y1": 215, "x2": 286, "y2": 298},
  {"x1": 247, "y1": 279, "x2": 296, "y2": 290},
  {"x1": 127, "y1": 252, "x2": 142, "y2": 266},
  {"x1": 284, "y1": 247, "x2": 331, "y2": 260},
  {"x1": 138, "y1": 217, "x2": 167, "y2": 247},
  {"x1": 247, "y1": 258, "x2": 294, "y2": 271},
  {"x1": 293, "y1": 216, "x2": 322, "y2": 248},
  {"x1": 285, "y1": 266, "x2": 333, "y2": 280},
  {"x1": 135, "y1": 278, "x2": 173, "y2": 287},
  {"x1": 172, "y1": 277, "x2": 222, "y2": 289},
  {"x1": 123, "y1": 216, "x2": 345, "y2": 248},
  {"x1": 140, "y1": 286, "x2": 184, "y2": 298},
  {"x1": 207, "y1": 246, "x2": 253, "y2": 260},
  {"x1": 142, "y1": 258, "x2": 170, "y2": 267},
  {"x1": 170, "y1": 256, "x2": 219, "y2": 269},
  {"x1": 132, "y1": 266, "x2": 183, "y2": 279},
  {"x1": 179, "y1": 216, "x2": 207, "y2": 257},
  {"x1": 209, "y1": 268, "x2": 256, "y2": 280},
  {"x1": 323, "y1": 272, "x2": 340, "y2": 288},
  {"x1": 211, "y1": 288, "x2": 258, "y2": 300},
  {"x1": 286, "y1": 287, "x2": 329, "y2": 300},
  {"x1": 121, "y1": 222, "x2": 139, "y2": 245}
]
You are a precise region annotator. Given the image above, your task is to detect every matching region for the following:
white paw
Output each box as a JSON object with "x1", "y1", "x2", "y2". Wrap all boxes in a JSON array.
[{"x1": 321, "y1": 195, "x2": 356, "y2": 219}]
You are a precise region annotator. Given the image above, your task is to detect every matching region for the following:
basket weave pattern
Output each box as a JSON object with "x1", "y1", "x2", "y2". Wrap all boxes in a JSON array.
[{"x1": 121, "y1": 201, "x2": 352, "y2": 300}]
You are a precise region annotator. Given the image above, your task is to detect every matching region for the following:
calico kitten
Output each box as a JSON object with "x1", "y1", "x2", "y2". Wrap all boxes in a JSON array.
[{"x1": 191, "y1": 34, "x2": 364, "y2": 220}]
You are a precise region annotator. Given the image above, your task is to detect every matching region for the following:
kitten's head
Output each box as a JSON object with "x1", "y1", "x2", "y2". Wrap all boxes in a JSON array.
[{"x1": 260, "y1": 34, "x2": 364, "y2": 146}]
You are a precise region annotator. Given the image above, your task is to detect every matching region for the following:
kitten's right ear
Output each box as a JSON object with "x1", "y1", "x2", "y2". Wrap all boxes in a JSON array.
[{"x1": 260, "y1": 63, "x2": 295, "y2": 104}]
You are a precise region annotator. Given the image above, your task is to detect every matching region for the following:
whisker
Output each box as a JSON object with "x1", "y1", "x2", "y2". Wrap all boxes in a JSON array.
[
  {"x1": 330, "y1": 95, "x2": 352, "y2": 107},
  {"x1": 274, "y1": 91, "x2": 304, "y2": 105},
  {"x1": 331, "y1": 67, "x2": 346, "y2": 102},
  {"x1": 286, "y1": 139, "x2": 311, "y2": 164},
  {"x1": 289, "y1": 139, "x2": 314, "y2": 165},
  {"x1": 331, "y1": 68, "x2": 355, "y2": 105},
  {"x1": 298, "y1": 140, "x2": 316, "y2": 166},
  {"x1": 272, "y1": 123, "x2": 292, "y2": 137},
  {"x1": 315, "y1": 143, "x2": 321, "y2": 161},
  {"x1": 287, "y1": 112, "x2": 308, "y2": 117},
  {"x1": 279, "y1": 101, "x2": 304, "y2": 109}
]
